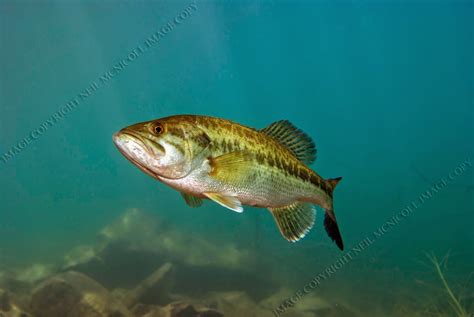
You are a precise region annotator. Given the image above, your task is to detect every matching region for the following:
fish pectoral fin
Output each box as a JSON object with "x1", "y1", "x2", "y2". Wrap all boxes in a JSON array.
[
  {"x1": 203, "y1": 192, "x2": 243, "y2": 213},
  {"x1": 208, "y1": 151, "x2": 254, "y2": 183},
  {"x1": 260, "y1": 120, "x2": 316, "y2": 165},
  {"x1": 269, "y1": 202, "x2": 316, "y2": 242},
  {"x1": 180, "y1": 192, "x2": 203, "y2": 208}
]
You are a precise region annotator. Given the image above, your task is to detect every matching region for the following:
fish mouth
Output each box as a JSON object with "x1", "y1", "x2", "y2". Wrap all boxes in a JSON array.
[
  {"x1": 112, "y1": 130, "x2": 164, "y2": 179},
  {"x1": 114, "y1": 129, "x2": 164, "y2": 155}
]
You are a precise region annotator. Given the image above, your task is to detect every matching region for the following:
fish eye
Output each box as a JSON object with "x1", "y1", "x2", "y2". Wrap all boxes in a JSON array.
[{"x1": 154, "y1": 124, "x2": 164, "y2": 135}]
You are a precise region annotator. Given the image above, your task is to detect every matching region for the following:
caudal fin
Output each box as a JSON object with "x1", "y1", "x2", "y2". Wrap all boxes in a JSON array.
[
  {"x1": 324, "y1": 209, "x2": 344, "y2": 250},
  {"x1": 324, "y1": 177, "x2": 344, "y2": 250}
]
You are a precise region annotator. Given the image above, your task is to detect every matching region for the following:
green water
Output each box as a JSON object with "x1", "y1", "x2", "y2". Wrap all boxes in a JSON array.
[{"x1": 1, "y1": 1, "x2": 473, "y2": 316}]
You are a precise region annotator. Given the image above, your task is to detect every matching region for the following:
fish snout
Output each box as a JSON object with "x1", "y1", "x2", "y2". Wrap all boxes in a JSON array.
[
  {"x1": 112, "y1": 130, "x2": 134, "y2": 149},
  {"x1": 113, "y1": 128, "x2": 165, "y2": 159},
  {"x1": 112, "y1": 131, "x2": 122, "y2": 145}
]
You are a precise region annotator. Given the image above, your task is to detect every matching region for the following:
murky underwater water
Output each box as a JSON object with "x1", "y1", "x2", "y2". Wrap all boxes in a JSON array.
[{"x1": 0, "y1": 1, "x2": 473, "y2": 316}]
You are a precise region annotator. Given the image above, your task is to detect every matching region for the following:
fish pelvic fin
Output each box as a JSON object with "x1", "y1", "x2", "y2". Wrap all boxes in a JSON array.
[
  {"x1": 203, "y1": 192, "x2": 243, "y2": 213},
  {"x1": 323, "y1": 177, "x2": 344, "y2": 250},
  {"x1": 181, "y1": 192, "x2": 203, "y2": 208},
  {"x1": 269, "y1": 202, "x2": 316, "y2": 242}
]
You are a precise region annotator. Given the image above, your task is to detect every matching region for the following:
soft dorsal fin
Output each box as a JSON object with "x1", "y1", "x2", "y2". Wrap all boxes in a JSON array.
[{"x1": 260, "y1": 120, "x2": 317, "y2": 164}]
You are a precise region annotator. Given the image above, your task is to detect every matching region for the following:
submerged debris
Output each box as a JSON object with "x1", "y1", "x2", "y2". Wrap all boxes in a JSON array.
[{"x1": 112, "y1": 262, "x2": 174, "y2": 308}]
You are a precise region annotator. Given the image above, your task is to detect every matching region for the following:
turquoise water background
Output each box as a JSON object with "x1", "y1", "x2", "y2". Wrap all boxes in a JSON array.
[{"x1": 1, "y1": 1, "x2": 473, "y2": 315}]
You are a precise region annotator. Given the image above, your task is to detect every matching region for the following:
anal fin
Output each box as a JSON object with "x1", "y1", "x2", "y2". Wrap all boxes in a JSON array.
[
  {"x1": 181, "y1": 192, "x2": 203, "y2": 208},
  {"x1": 269, "y1": 202, "x2": 316, "y2": 242},
  {"x1": 203, "y1": 192, "x2": 243, "y2": 213}
]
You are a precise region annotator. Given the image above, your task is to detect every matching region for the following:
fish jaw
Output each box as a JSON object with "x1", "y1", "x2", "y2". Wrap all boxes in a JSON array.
[
  {"x1": 113, "y1": 122, "x2": 198, "y2": 179},
  {"x1": 112, "y1": 129, "x2": 165, "y2": 178}
]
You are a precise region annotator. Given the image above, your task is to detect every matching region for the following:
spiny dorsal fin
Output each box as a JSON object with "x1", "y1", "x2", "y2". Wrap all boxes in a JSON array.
[
  {"x1": 203, "y1": 192, "x2": 243, "y2": 213},
  {"x1": 180, "y1": 192, "x2": 203, "y2": 208},
  {"x1": 269, "y1": 202, "x2": 316, "y2": 242},
  {"x1": 260, "y1": 120, "x2": 316, "y2": 165}
]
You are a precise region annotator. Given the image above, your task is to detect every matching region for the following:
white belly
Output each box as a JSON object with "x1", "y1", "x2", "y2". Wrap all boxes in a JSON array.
[{"x1": 157, "y1": 163, "x2": 309, "y2": 209}]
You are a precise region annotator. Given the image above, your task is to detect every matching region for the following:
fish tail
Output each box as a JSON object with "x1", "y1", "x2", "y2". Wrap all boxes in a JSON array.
[{"x1": 323, "y1": 177, "x2": 344, "y2": 250}]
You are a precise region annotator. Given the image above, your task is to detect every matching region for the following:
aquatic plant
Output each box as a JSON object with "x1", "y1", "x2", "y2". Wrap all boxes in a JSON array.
[{"x1": 426, "y1": 253, "x2": 468, "y2": 317}]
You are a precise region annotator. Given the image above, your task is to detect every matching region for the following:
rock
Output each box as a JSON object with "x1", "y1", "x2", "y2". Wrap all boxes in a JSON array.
[
  {"x1": 132, "y1": 302, "x2": 224, "y2": 317},
  {"x1": 0, "y1": 271, "x2": 33, "y2": 315},
  {"x1": 97, "y1": 208, "x2": 251, "y2": 270},
  {"x1": 131, "y1": 303, "x2": 166, "y2": 317},
  {"x1": 0, "y1": 270, "x2": 31, "y2": 294},
  {"x1": 0, "y1": 288, "x2": 32, "y2": 317},
  {"x1": 63, "y1": 245, "x2": 100, "y2": 269},
  {"x1": 0, "y1": 265, "x2": 53, "y2": 315},
  {"x1": 30, "y1": 271, "x2": 132, "y2": 317},
  {"x1": 97, "y1": 208, "x2": 159, "y2": 245},
  {"x1": 63, "y1": 208, "x2": 275, "y2": 300},
  {"x1": 320, "y1": 303, "x2": 359, "y2": 317},
  {"x1": 259, "y1": 288, "x2": 358, "y2": 317},
  {"x1": 0, "y1": 289, "x2": 11, "y2": 311},
  {"x1": 200, "y1": 291, "x2": 271, "y2": 317},
  {"x1": 58, "y1": 208, "x2": 277, "y2": 307},
  {"x1": 16, "y1": 263, "x2": 56, "y2": 284},
  {"x1": 259, "y1": 287, "x2": 331, "y2": 311}
]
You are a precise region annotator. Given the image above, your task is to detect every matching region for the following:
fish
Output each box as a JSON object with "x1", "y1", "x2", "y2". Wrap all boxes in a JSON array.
[{"x1": 112, "y1": 115, "x2": 344, "y2": 250}]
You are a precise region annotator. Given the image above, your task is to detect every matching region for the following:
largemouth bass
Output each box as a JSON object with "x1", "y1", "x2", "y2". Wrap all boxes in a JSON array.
[{"x1": 113, "y1": 115, "x2": 344, "y2": 250}]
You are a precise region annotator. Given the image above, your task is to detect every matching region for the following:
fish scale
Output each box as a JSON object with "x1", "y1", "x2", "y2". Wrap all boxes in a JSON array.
[{"x1": 193, "y1": 118, "x2": 330, "y2": 204}]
